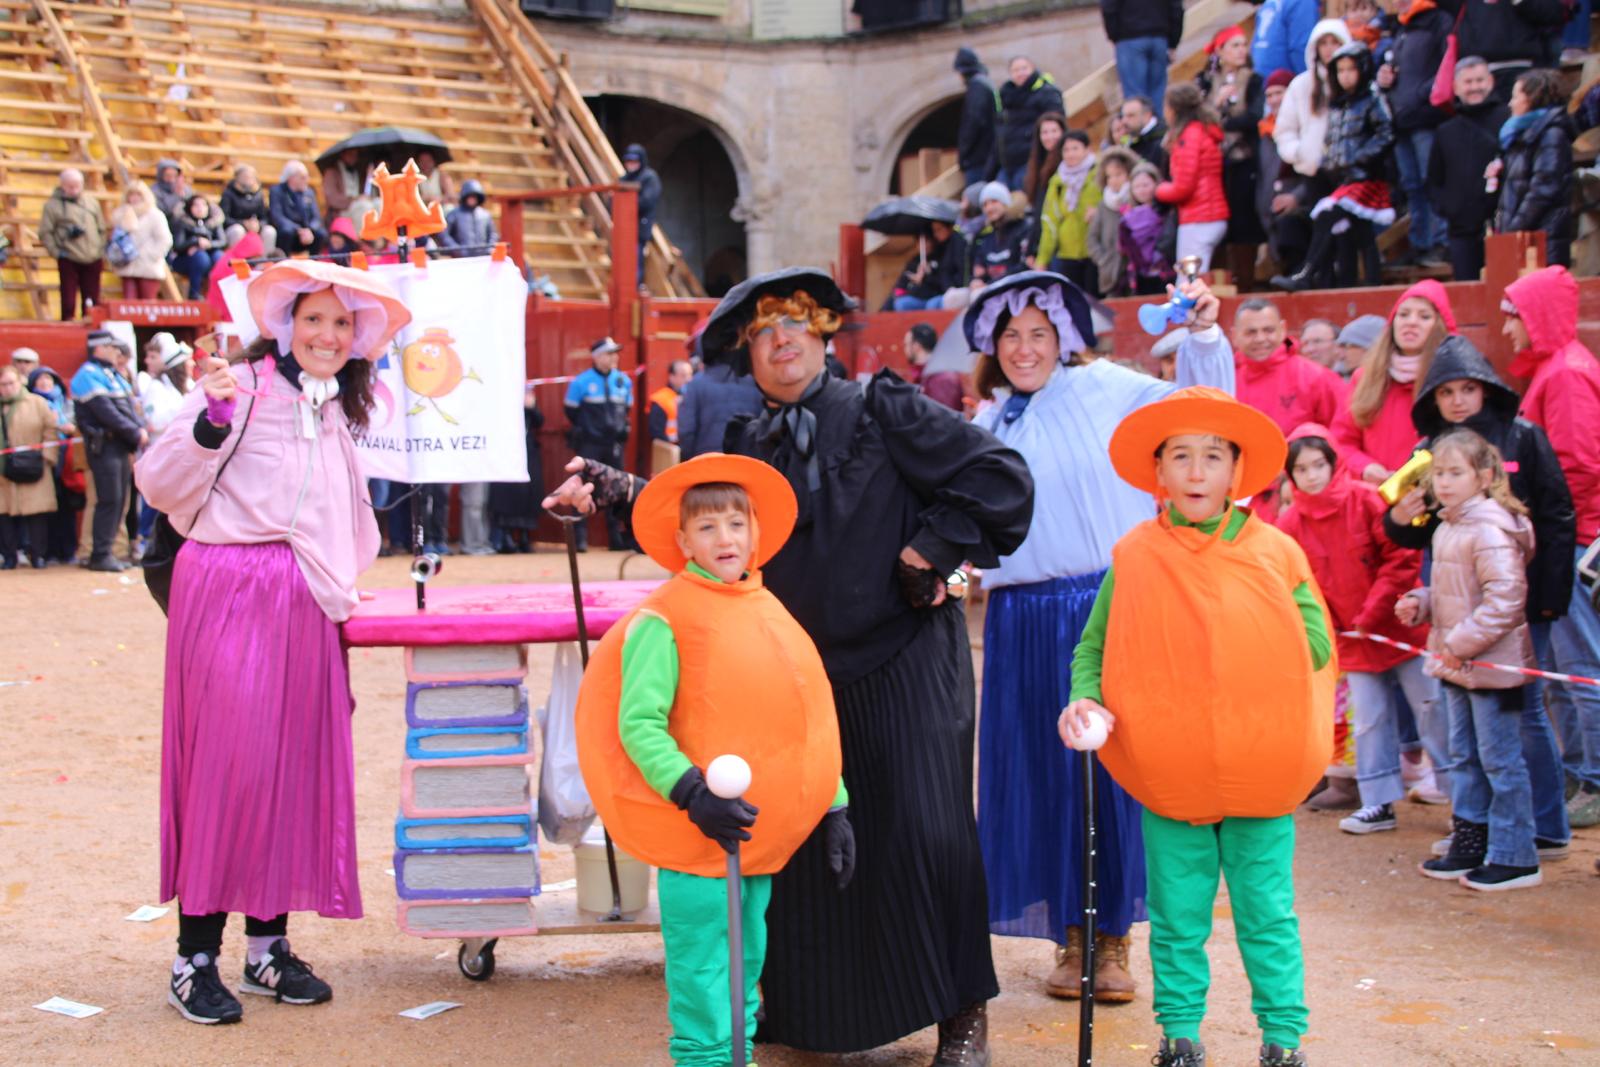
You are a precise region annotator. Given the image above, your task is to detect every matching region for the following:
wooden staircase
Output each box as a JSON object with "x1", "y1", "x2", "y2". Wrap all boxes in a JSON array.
[{"x1": 0, "y1": 0, "x2": 698, "y2": 320}]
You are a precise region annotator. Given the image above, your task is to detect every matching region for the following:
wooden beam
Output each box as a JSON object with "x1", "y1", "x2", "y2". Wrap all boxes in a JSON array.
[{"x1": 29, "y1": 0, "x2": 132, "y2": 187}]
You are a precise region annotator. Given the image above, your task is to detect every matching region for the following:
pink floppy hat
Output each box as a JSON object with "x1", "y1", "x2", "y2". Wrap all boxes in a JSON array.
[{"x1": 246, "y1": 259, "x2": 411, "y2": 360}]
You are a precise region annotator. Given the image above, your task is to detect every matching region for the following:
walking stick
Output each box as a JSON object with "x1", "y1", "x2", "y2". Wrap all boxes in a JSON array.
[
  {"x1": 548, "y1": 503, "x2": 626, "y2": 922},
  {"x1": 706, "y1": 754, "x2": 753, "y2": 1067},
  {"x1": 1078, "y1": 747, "x2": 1098, "y2": 1067}
]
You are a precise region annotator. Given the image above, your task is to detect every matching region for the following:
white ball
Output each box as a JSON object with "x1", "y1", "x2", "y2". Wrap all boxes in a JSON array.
[
  {"x1": 1067, "y1": 709, "x2": 1109, "y2": 752},
  {"x1": 706, "y1": 754, "x2": 752, "y2": 799}
]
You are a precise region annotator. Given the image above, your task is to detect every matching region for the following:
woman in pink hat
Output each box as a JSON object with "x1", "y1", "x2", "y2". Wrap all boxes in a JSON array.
[{"x1": 136, "y1": 259, "x2": 410, "y2": 1026}]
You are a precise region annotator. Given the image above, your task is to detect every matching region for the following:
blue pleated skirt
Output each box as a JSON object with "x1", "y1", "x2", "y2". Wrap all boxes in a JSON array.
[{"x1": 978, "y1": 572, "x2": 1147, "y2": 942}]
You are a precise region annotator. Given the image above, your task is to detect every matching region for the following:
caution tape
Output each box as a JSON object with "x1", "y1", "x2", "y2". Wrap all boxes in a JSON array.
[
  {"x1": 1338, "y1": 630, "x2": 1600, "y2": 688},
  {"x1": 0, "y1": 438, "x2": 73, "y2": 457}
]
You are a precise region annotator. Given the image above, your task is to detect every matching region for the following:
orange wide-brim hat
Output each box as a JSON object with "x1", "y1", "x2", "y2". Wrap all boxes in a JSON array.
[
  {"x1": 632, "y1": 453, "x2": 798, "y2": 572},
  {"x1": 1109, "y1": 385, "x2": 1287, "y2": 500},
  {"x1": 246, "y1": 259, "x2": 412, "y2": 360}
]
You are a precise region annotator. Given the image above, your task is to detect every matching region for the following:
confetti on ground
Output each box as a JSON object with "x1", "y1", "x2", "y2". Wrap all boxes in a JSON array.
[
  {"x1": 34, "y1": 997, "x2": 103, "y2": 1019},
  {"x1": 542, "y1": 879, "x2": 577, "y2": 892},
  {"x1": 125, "y1": 905, "x2": 169, "y2": 922},
  {"x1": 90, "y1": 589, "x2": 109, "y2": 596},
  {"x1": 399, "y1": 1001, "x2": 461, "y2": 1020},
  {"x1": 0, "y1": 680, "x2": 32, "y2": 689}
]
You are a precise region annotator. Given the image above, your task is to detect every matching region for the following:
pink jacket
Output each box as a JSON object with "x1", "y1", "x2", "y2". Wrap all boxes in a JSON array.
[
  {"x1": 1506, "y1": 266, "x2": 1600, "y2": 542},
  {"x1": 1414, "y1": 494, "x2": 1536, "y2": 689},
  {"x1": 134, "y1": 360, "x2": 379, "y2": 622}
]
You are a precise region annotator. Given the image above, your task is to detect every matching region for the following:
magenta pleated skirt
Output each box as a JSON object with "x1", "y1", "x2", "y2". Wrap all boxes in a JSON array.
[{"x1": 160, "y1": 539, "x2": 362, "y2": 919}]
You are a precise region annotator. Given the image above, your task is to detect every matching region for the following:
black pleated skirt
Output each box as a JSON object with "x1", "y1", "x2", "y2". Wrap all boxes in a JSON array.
[{"x1": 759, "y1": 603, "x2": 999, "y2": 1053}]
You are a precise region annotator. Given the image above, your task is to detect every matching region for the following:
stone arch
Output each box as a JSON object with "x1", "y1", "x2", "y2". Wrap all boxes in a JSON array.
[{"x1": 866, "y1": 88, "x2": 967, "y2": 198}]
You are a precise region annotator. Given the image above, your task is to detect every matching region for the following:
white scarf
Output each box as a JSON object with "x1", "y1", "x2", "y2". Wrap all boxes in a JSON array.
[
  {"x1": 1101, "y1": 181, "x2": 1131, "y2": 212},
  {"x1": 1056, "y1": 153, "x2": 1097, "y2": 212},
  {"x1": 297, "y1": 371, "x2": 339, "y2": 438}
]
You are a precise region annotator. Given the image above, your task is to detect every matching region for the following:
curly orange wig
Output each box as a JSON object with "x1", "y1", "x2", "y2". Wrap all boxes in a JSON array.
[{"x1": 739, "y1": 290, "x2": 843, "y2": 347}]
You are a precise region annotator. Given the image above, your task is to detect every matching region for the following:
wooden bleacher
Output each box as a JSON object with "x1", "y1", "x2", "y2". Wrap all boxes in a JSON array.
[{"x1": 0, "y1": 0, "x2": 700, "y2": 321}]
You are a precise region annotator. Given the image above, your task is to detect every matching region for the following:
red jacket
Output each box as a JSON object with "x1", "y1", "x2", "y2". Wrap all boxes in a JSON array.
[
  {"x1": 1507, "y1": 266, "x2": 1600, "y2": 542},
  {"x1": 1330, "y1": 280, "x2": 1458, "y2": 476},
  {"x1": 1156, "y1": 122, "x2": 1229, "y2": 224},
  {"x1": 1275, "y1": 424, "x2": 1427, "y2": 673},
  {"x1": 1236, "y1": 337, "x2": 1350, "y2": 436}
]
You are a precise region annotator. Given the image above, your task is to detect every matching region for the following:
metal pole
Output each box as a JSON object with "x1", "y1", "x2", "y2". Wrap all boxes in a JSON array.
[
  {"x1": 727, "y1": 846, "x2": 746, "y2": 1067},
  {"x1": 1078, "y1": 749, "x2": 1098, "y2": 1066}
]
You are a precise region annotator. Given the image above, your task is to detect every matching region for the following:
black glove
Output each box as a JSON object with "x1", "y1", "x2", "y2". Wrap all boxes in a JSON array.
[
  {"x1": 896, "y1": 560, "x2": 945, "y2": 609},
  {"x1": 822, "y1": 808, "x2": 856, "y2": 889},
  {"x1": 670, "y1": 766, "x2": 758, "y2": 855},
  {"x1": 578, "y1": 457, "x2": 640, "y2": 508}
]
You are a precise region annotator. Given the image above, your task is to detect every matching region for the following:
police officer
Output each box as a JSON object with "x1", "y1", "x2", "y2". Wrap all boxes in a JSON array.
[{"x1": 70, "y1": 330, "x2": 145, "y2": 571}]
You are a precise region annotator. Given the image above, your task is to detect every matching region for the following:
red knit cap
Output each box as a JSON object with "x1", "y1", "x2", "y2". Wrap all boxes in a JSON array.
[
  {"x1": 1266, "y1": 68, "x2": 1295, "y2": 90},
  {"x1": 1207, "y1": 25, "x2": 1247, "y2": 54}
]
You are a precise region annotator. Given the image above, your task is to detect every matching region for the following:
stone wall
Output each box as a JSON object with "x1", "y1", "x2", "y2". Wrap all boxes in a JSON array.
[{"x1": 537, "y1": 4, "x2": 1117, "y2": 272}]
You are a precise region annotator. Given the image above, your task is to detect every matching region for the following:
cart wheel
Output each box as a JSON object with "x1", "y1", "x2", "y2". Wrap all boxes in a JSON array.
[{"x1": 458, "y1": 938, "x2": 497, "y2": 982}]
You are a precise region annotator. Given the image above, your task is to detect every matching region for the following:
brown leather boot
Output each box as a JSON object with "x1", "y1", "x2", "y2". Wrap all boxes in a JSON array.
[
  {"x1": 1044, "y1": 926, "x2": 1083, "y2": 999},
  {"x1": 1093, "y1": 932, "x2": 1137, "y2": 1003},
  {"x1": 931, "y1": 1001, "x2": 990, "y2": 1066}
]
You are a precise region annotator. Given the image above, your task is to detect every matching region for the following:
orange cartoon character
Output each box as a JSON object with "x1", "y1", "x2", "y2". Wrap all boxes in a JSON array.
[{"x1": 400, "y1": 327, "x2": 481, "y2": 423}]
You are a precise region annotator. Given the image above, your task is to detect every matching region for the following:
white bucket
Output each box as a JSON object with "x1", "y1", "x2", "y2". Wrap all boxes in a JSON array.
[{"x1": 574, "y1": 826, "x2": 651, "y2": 917}]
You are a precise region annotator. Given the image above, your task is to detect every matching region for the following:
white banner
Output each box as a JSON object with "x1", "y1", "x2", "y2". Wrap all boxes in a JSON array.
[{"x1": 218, "y1": 256, "x2": 529, "y2": 484}]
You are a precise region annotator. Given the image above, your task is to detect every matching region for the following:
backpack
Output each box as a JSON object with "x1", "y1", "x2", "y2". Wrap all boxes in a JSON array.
[{"x1": 106, "y1": 226, "x2": 137, "y2": 269}]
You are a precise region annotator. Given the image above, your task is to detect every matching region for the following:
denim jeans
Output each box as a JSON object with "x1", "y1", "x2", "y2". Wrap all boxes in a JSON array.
[
  {"x1": 999, "y1": 165, "x2": 1028, "y2": 195},
  {"x1": 892, "y1": 294, "x2": 944, "y2": 311},
  {"x1": 1115, "y1": 37, "x2": 1170, "y2": 109},
  {"x1": 1540, "y1": 545, "x2": 1600, "y2": 788},
  {"x1": 1564, "y1": 0, "x2": 1591, "y2": 49},
  {"x1": 1443, "y1": 682, "x2": 1538, "y2": 868},
  {"x1": 169, "y1": 248, "x2": 219, "y2": 299},
  {"x1": 1346, "y1": 658, "x2": 1444, "y2": 808},
  {"x1": 1393, "y1": 128, "x2": 1443, "y2": 252}
]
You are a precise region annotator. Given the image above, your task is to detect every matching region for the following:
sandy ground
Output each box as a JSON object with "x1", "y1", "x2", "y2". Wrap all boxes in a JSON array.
[{"x1": 2, "y1": 551, "x2": 1599, "y2": 1067}]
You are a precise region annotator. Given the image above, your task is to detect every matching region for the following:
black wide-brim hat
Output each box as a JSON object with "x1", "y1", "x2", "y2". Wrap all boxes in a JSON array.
[
  {"x1": 699, "y1": 267, "x2": 857, "y2": 371},
  {"x1": 962, "y1": 270, "x2": 1099, "y2": 357}
]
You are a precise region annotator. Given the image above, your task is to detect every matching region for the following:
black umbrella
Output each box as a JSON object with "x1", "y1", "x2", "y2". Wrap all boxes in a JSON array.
[
  {"x1": 861, "y1": 196, "x2": 960, "y2": 236},
  {"x1": 314, "y1": 127, "x2": 452, "y2": 172}
]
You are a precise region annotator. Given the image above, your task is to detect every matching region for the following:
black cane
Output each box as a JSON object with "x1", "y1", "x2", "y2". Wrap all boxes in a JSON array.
[
  {"x1": 1079, "y1": 748, "x2": 1098, "y2": 1066},
  {"x1": 549, "y1": 504, "x2": 626, "y2": 921},
  {"x1": 411, "y1": 487, "x2": 425, "y2": 611}
]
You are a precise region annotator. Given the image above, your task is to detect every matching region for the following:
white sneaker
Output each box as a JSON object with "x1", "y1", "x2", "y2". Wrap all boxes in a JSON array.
[
  {"x1": 1340, "y1": 803, "x2": 1398, "y2": 834},
  {"x1": 1431, "y1": 834, "x2": 1453, "y2": 856},
  {"x1": 1407, "y1": 769, "x2": 1449, "y2": 805}
]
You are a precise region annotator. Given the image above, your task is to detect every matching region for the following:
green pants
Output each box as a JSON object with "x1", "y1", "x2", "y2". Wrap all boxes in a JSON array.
[
  {"x1": 1141, "y1": 810, "x2": 1306, "y2": 1049},
  {"x1": 657, "y1": 867, "x2": 772, "y2": 1067}
]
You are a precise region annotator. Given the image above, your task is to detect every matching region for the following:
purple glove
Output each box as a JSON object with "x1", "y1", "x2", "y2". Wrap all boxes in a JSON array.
[{"x1": 205, "y1": 393, "x2": 237, "y2": 427}]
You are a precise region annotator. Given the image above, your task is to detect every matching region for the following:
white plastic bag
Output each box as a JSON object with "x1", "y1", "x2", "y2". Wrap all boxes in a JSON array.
[{"x1": 536, "y1": 642, "x2": 597, "y2": 846}]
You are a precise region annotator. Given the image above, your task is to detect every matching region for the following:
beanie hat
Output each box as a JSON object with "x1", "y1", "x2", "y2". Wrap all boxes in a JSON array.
[
  {"x1": 980, "y1": 181, "x2": 1010, "y2": 206},
  {"x1": 1266, "y1": 68, "x2": 1295, "y2": 90}
]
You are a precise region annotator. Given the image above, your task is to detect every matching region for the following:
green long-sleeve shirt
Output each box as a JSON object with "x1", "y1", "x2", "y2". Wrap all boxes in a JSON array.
[
  {"x1": 1069, "y1": 506, "x2": 1332, "y2": 704},
  {"x1": 619, "y1": 562, "x2": 849, "y2": 807}
]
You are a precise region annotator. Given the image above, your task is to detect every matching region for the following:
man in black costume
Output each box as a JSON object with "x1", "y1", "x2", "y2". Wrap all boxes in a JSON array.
[{"x1": 546, "y1": 268, "x2": 1033, "y2": 1065}]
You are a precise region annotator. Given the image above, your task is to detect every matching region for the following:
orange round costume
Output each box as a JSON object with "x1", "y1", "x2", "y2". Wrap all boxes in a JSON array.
[
  {"x1": 574, "y1": 454, "x2": 843, "y2": 878},
  {"x1": 1098, "y1": 387, "x2": 1336, "y2": 823}
]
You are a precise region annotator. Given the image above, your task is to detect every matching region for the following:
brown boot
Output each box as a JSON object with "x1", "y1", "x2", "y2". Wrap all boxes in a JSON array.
[
  {"x1": 1306, "y1": 776, "x2": 1360, "y2": 810},
  {"x1": 1044, "y1": 926, "x2": 1083, "y2": 999},
  {"x1": 1093, "y1": 932, "x2": 1137, "y2": 1003},
  {"x1": 931, "y1": 1001, "x2": 990, "y2": 1066}
]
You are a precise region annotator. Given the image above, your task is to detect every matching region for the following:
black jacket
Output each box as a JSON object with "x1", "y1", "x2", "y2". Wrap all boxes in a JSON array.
[
  {"x1": 1127, "y1": 117, "x2": 1170, "y2": 174},
  {"x1": 892, "y1": 231, "x2": 970, "y2": 301},
  {"x1": 1427, "y1": 97, "x2": 1510, "y2": 238},
  {"x1": 1321, "y1": 46, "x2": 1394, "y2": 184},
  {"x1": 1447, "y1": 0, "x2": 1566, "y2": 68},
  {"x1": 1101, "y1": 0, "x2": 1184, "y2": 46},
  {"x1": 680, "y1": 361, "x2": 762, "y2": 459},
  {"x1": 1388, "y1": 5, "x2": 1453, "y2": 131},
  {"x1": 967, "y1": 218, "x2": 1029, "y2": 284},
  {"x1": 1384, "y1": 335, "x2": 1576, "y2": 620},
  {"x1": 72, "y1": 358, "x2": 143, "y2": 452},
  {"x1": 218, "y1": 182, "x2": 269, "y2": 230},
  {"x1": 619, "y1": 144, "x2": 662, "y2": 228},
  {"x1": 170, "y1": 212, "x2": 224, "y2": 257},
  {"x1": 955, "y1": 49, "x2": 999, "y2": 179},
  {"x1": 997, "y1": 73, "x2": 1064, "y2": 171},
  {"x1": 1496, "y1": 107, "x2": 1574, "y2": 244}
]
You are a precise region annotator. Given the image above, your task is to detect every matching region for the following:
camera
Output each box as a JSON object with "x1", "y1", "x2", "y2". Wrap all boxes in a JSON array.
[{"x1": 63, "y1": 224, "x2": 85, "y2": 240}]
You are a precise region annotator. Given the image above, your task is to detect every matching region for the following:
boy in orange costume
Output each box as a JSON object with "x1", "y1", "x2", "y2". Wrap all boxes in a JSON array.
[
  {"x1": 576, "y1": 453, "x2": 852, "y2": 1066},
  {"x1": 1060, "y1": 386, "x2": 1335, "y2": 1067}
]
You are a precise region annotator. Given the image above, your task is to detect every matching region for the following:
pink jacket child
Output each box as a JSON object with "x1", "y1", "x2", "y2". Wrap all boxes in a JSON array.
[
  {"x1": 1504, "y1": 266, "x2": 1600, "y2": 544},
  {"x1": 1333, "y1": 280, "x2": 1457, "y2": 481}
]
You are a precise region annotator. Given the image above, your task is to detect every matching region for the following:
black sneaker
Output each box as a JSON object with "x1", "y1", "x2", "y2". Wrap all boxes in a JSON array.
[
  {"x1": 1338, "y1": 803, "x2": 1396, "y2": 834},
  {"x1": 240, "y1": 939, "x2": 332, "y2": 1004},
  {"x1": 1153, "y1": 1037, "x2": 1207, "y2": 1066},
  {"x1": 1536, "y1": 837, "x2": 1570, "y2": 861},
  {"x1": 169, "y1": 953, "x2": 243, "y2": 1024},
  {"x1": 1260, "y1": 1044, "x2": 1308, "y2": 1066},
  {"x1": 1420, "y1": 817, "x2": 1486, "y2": 879},
  {"x1": 1460, "y1": 863, "x2": 1542, "y2": 892}
]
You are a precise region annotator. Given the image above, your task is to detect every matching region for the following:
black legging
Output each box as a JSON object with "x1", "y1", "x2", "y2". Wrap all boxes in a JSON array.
[{"x1": 177, "y1": 911, "x2": 288, "y2": 959}]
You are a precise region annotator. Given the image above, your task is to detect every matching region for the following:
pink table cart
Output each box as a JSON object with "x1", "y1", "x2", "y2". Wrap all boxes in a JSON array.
[{"x1": 345, "y1": 579, "x2": 661, "y2": 981}]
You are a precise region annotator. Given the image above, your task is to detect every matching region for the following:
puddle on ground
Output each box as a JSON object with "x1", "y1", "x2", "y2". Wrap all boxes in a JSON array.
[{"x1": 1535, "y1": 1032, "x2": 1597, "y2": 1051}]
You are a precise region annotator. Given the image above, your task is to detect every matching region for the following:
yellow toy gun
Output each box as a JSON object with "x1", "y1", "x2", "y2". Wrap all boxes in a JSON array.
[{"x1": 1379, "y1": 449, "x2": 1432, "y2": 525}]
